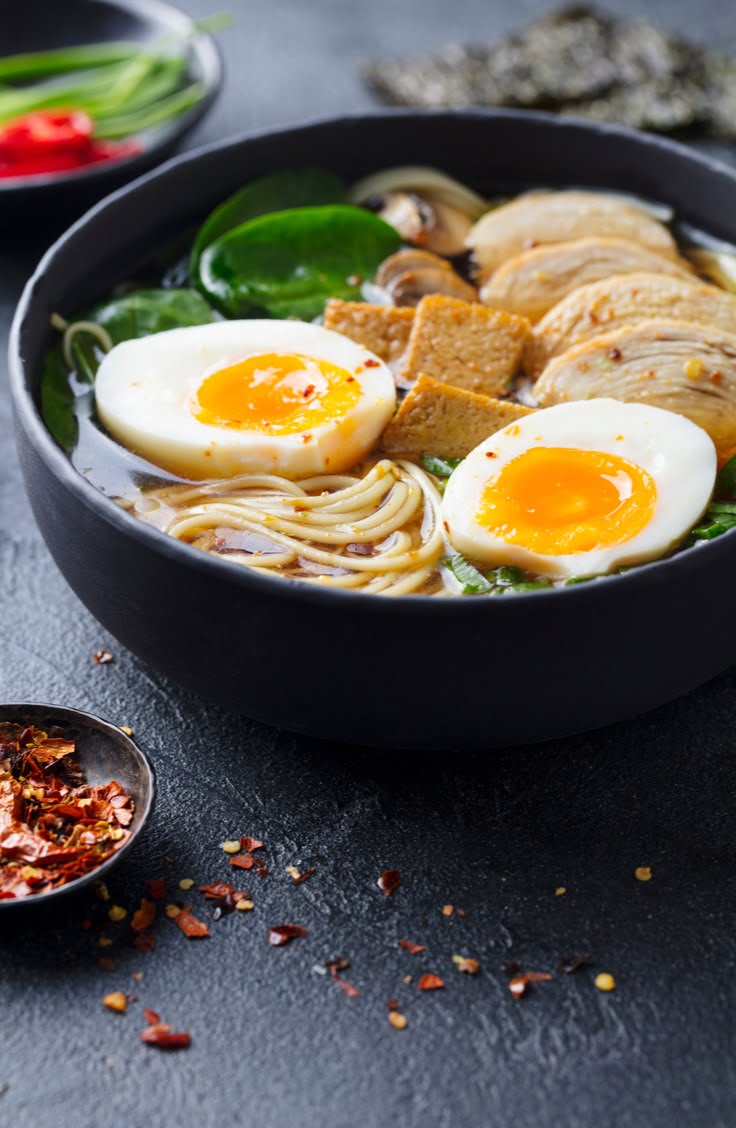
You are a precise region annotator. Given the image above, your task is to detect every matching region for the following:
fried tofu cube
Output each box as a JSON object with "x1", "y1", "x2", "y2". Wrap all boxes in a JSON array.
[
  {"x1": 382, "y1": 374, "x2": 535, "y2": 459},
  {"x1": 398, "y1": 294, "x2": 530, "y2": 395},
  {"x1": 323, "y1": 299, "x2": 414, "y2": 365}
]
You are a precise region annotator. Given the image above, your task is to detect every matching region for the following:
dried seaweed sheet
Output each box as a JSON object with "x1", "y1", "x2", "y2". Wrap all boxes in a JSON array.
[{"x1": 363, "y1": 5, "x2": 736, "y2": 140}]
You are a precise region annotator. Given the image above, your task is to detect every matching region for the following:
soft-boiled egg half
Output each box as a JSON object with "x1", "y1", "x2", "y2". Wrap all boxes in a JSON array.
[
  {"x1": 94, "y1": 321, "x2": 397, "y2": 479},
  {"x1": 442, "y1": 399, "x2": 716, "y2": 580}
]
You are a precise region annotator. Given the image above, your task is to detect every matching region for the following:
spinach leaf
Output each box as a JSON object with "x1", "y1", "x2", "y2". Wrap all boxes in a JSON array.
[
  {"x1": 421, "y1": 455, "x2": 463, "y2": 478},
  {"x1": 90, "y1": 287, "x2": 216, "y2": 344},
  {"x1": 40, "y1": 288, "x2": 216, "y2": 452},
  {"x1": 198, "y1": 205, "x2": 402, "y2": 320},
  {"x1": 716, "y1": 451, "x2": 736, "y2": 498},
  {"x1": 41, "y1": 347, "x2": 77, "y2": 452},
  {"x1": 190, "y1": 169, "x2": 347, "y2": 280},
  {"x1": 441, "y1": 552, "x2": 494, "y2": 594}
]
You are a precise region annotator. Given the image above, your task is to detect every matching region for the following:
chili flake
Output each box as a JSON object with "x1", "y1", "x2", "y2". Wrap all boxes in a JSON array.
[
  {"x1": 287, "y1": 865, "x2": 316, "y2": 885},
  {"x1": 377, "y1": 868, "x2": 401, "y2": 895},
  {"x1": 268, "y1": 924, "x2": 307, "y2": 946},
  {"x1": 452, "y1": 955, "x2": 480, "y2": 975},
  {"x1": 558, "y1": 953, "x2": 592, "y2": 975},
  {"x1": 555, "y1": 887, "x2": 566, "y2": 896},
  {"x1": 230, "y1": 852, "x2": 255, "y2": 869},
  {"x1": 108, "y1": 905, "x2": 127, "y2": 923},
  {"x1": 399, "y1": 939, "x2": 425, "y2": 954},
  {"x1": 388, "y1": 1012, "x2": 408, "y2": 1030},
  {"x1": 508, "y1": 971, "x2": 553, "y2": 998},
  {"x1": 221, "y1": 840, "x2": 241, "y2": 855},
  {"x1": 595, "y1": 972, "x2": 616, "y2": 992},
  {"x1": 178, "y1": 878, "x2": 194, "y2": 890},
  {"x1": 146, "y1": 878, "x2": 167, "y2": 901},
  {"x1": 236, "y1": 899, "x2": 254, "y2": 911},
  {"x1": 0, "y1": 723, "x2": 134, "y2": 899},
  {"x1": 240, "y1": 836, "x2": 264, "y2": 852},
  {"x1": 442, "y1": 904, "x2": 453, "y2": 917},
  {"x1": 103, "y1": 991, "x2": 128, "y2": 1013},
  {"x1": 326, "y1": 956, "x2": 360, "y2": 998},
  {"x1": 130, "y1": 898, "x2": 155, "y2": 932},
  {"x1": 634, "y1": 866, "x2": 652, "y2": 882},
  {"x1": 93, "y1": 649, "x2": 114, "y2": 665},
  {"x1": 140, "y1": 1010, "x2": 190, "y2": 1051},
  {"x1": 174, "y1": 908, "x2": 210, "y2": 939},
  {"x1": 165, "y1": 904, "x2": 181, "y2": 919},
  {"x1": 418, "y1": 974, "x2": 444, "y2": 991}
]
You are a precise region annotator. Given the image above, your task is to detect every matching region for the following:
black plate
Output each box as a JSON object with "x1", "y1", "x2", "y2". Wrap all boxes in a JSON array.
[
  {"x1": 0, "y1": 0, "x2": 221, "y2": 225},
  {"x1": 0, "y1": 702, "x2": 155, "y2": 909},
  {"x1": 10, "y1": 110, "x2": 736, "y2": 749}
]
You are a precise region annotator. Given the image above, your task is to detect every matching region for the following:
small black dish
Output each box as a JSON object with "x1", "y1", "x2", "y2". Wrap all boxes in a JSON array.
[
  {"x1": 0, "y1": 702, "x2": 155, "y2": 910},
  {"x1": 11, "y1": 111, "x2": 736, "y2": 749},
  {"x1": 0, "y1": 0, "x2": 222, "y2": 227}
]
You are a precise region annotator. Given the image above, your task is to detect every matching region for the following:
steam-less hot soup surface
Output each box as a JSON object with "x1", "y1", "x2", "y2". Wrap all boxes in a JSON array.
[{"x1": 41, "y1": 166, "x2": 736, "y2": 597}]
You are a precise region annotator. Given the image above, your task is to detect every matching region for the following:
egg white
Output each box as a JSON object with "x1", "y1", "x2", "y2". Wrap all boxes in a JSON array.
[
  {"x1": 442, "y1": 399, "x2": 716, "y2": 579},
  {"x1": 94, "y1": 320, "x2": 397, "y2": 479}
]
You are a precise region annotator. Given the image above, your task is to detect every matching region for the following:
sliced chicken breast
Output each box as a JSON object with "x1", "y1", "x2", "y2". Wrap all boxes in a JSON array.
[
  {"x1": 479, "y1": 237, "x2": 693, "y2": 322},
  {"x1": 467, "y1": 191, "x2": 678, "y2": 280},
  {"x1": 533, "y1": 318, "x2": 736, "y2": 451},
  {"x1": 526, "y1": 273, "x2": 736, "y2": 377}
]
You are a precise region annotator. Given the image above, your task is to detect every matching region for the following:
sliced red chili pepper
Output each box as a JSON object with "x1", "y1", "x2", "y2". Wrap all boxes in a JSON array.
[{"x1": 0, "y1": 110, "x2": 93, "y2": 159}]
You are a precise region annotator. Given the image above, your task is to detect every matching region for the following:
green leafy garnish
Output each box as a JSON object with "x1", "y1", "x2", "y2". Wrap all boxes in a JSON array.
[
  {"x1": 441, "y1": 553, "x2": 494, "y2": 594},
  {"x1": 190, "y1": 169, "x2": 347, "y2": 279},
  {"x1": 89, "y1": 288, "x2": 216, "y2": 345},
  {"x1": 488, "y1": 565, "x2": 524, "y2": 586},
  {"x1": 716, "y1": 452, "x2": 736, "y2": 499},
  {"x1": 198, "y1": 204, "x2": 402, "y2": 320},
  {"x1": 420, "y1": 455, "x2": 463, "y2": 478},
  {"x1": 40, "y1": 288, "x2": 216, "y2": 452}
]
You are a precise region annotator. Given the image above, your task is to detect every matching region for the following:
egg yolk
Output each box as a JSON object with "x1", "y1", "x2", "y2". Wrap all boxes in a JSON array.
[
  {"x1": 192, "y1": 352, "x2": 361, "y2": 434},
  {"x1": 477, "y1": 446, "x2": 657, "y2": 555}
]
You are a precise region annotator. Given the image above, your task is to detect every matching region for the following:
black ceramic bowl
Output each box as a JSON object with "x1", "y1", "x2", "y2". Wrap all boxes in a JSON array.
[
  {"x1": 0, "y1": 703, "x2": 155, "y2": 909},
  {"x1": 0, "y1": 0, "x2": 222, "y2": 225},
  {"x1": 10, "y1": 111, "x2": 736, "y2": 749}
]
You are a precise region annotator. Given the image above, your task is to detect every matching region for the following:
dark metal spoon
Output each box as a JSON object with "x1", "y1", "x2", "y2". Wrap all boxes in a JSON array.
[{"x1": 0, "y1": 702, "x2": 155, "y2": 910}]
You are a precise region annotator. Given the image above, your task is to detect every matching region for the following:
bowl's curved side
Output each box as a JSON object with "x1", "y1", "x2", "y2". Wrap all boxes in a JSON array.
[{"x1": 10, "y1": 111, "x2": 736, "y2": 748}]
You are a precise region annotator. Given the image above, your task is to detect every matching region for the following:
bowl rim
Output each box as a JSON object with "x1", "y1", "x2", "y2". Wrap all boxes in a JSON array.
[
  {"x1": 10, "y1": 106, "x2": 736, "y2": 616},
  {"x1": 0, "y1": 0, "x2": 223, "y2": 195},
  {"x1": 0, "y1": 701, "x2": 156, "y2": 910}
]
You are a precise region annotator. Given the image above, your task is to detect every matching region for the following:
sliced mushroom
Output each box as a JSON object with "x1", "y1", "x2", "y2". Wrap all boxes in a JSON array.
[
  {"x1": 533, "y1": 318, "x2": 736, "y2": 451},
  {"x1": 375, "y1": 248, "x2": 476, "y2": 307},
  {"x1": 526, "y1": 272, "x2": 736, "y2": 377},
  {"x1": 350, "y1": 166, "x2": 487, "y2": 218},
  {"x1": 352, "y1": 166, "x2": 486, "y2": 256},
  {"x1": 467, "y1": 191, "x2": 678, "y2": 281},
  {"x1": 480, "y1": 237, "x2": 693, "y2": 323}
]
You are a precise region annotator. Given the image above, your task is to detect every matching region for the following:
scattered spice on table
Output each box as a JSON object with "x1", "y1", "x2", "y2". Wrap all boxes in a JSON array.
[
  {"x1": 174, "y1": 907, "x2": 210, "y2": 939},
  {"x1": 0, "y1": 722, "x2": 134, "y2": 899},
  {"x1": 595, "y1": 972, "x2": 616, "y2": 992},
  {"x1": 221, "y1": 839, "x2": 241, "y2": 855},
  {"x1": 178, "y1": 878, "x2": 194, "y2": 890},
  {"x1": 388, "y1": 1011, "x2": 408, "y2": 1030},
  {"x1": 377, "y1": 868, "x2": 401, "y2": 895},
  {"x1": 326, "y1": 956, "x2": 360, "y2": 998},
  {"x1": 103, "y1": 991, "x2": 128, "y2": 1013},
  {"x1": 92, "y1": 648, "x2": 114, "y2": 665},
  {"x1": 140, "y1": 1008, "x2": 190, "y2": 1051},
  {"x1": 287, "y1": 865, "x2": 316, "y2": 885},
  {"x1": 198, "y1": 881, "x2": 248, "y2": 919},
  {"x1": 418, "y1": 974, "x2": 445, "y2": 991},
  {"x1": 146, "y1": 877, "x2": 167, "y2": 901},
  {"x1": 268, "y1": 923, "x2": 307, "y2": 947},
  {"x1": 558, "y1": 953, "x2": 592, "y2": 975},
  {"x1": 399, "y1": 939, "x2": 425, "y2": 954},
  {"x1": 556, "y1": 886, "x2": 567, "y2": 896},
  {"x1": 452, "y1": 955, "x2": 480, "y2": 975},
  {"x1": 635, "y1": 866, "x2": 652, "y2": 882},
  {"x1": 508, "y1": 971, "x2": 553, "y2": 998},
  {"x1": 130, "y1": 898, "x2": 156, "y2": 932}
]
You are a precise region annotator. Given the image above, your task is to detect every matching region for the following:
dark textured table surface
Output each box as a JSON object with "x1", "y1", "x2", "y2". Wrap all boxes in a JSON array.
[{"x1": 3, "y1": 2, "x2": 736, "y2": 1126}]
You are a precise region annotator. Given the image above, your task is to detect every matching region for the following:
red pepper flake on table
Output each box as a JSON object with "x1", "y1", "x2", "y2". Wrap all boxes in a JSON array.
[
  {"x1": 174, "y1": 907, "x2": 210, "y2": 939},
  {"x1": 325, "y1": 956, "x2": 360, "y2": 998},
  {"x1": 399, "y1": 939, "x2": 425, "y2": 954},
  {"x1": 418, "y1": 974, "x2": 445, "y2": 991},
  {"x1": 377, "y1": 868, "x2": 401, "y2": 895},
  {"x1": 92, "y1": 648, "x2": 115, "y2": 665},
  {"x1": 0, "y1": 722, "x2": 134, "y2": 899},
  {"x1": 452, "y1": 955, "x2": 480, "y2": 975},
  {"x1": 268, "y1": 923, "x2": 307, "y2": 947},
  {"x1": 508, "y1": 971, "x2": 553, "y2": 998},
  {"x1": 140, "y1": 1008, "x2": 190, "y2": 1051}
]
